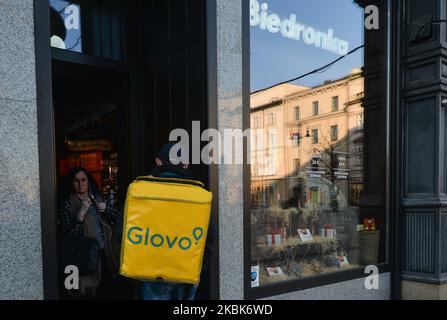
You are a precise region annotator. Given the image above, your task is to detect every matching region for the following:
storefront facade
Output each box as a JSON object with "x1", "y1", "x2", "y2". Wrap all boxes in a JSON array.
[{"x1": 1, "y1": 0, "x2": 447, "y2": 300}]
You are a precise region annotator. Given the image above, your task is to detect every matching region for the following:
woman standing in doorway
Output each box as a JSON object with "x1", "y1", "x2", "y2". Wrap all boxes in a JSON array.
[{"x1": 58, "y1": 167, "x2": 119, "y2": 299}]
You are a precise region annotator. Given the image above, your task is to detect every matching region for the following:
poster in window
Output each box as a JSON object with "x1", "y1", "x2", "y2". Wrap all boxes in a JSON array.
[
  {"x1": 297, "y1": 228, "x2": 313, "y2": 242},
  {"x1": 266, "y1": 267, "x2": 284, "y2": 277}
]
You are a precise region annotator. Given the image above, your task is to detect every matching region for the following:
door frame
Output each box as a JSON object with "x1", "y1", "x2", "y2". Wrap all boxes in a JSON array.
[
  {"x1": 34, "y1": 0, "x2": 220, "y2": 299},
  {"x1": 206, "y1": 0, "x2": 220, "y2": 300},
  {"x1": 34, "y1": 0, "x2": 59, "y2": 300}
]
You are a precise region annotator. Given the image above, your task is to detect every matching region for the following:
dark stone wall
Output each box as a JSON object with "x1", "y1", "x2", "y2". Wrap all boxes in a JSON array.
[{"x1": 401, "y1": 0, "x2": 447, "y2": 283}]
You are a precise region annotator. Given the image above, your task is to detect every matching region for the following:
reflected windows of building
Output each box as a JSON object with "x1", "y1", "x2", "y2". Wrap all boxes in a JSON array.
[
  {"x1": 294, "y1": 106, "x2": 300, "y2": 121},
  {"x1": 331, "y1": 125, "x2": 338, "y2": 141},
  {"x1": 291, "y1": 131, "x2": 301, "y2": 147},
  {"x1": 312, "y1": 101, "x2": 319, "y2": 116},
  {"x1": 310, "y1": 187, "x2": 319, "y2": 204},
  {"x1": 349, "y1": 183, "x2": 363, "y2": 207},
  {"x1": 249, "y1": 0, "x2": 388, "y2": 291},
  {"x1": 50, "y1": 0, "x2": 82, "y2": 52},
  {"x1": 312, "y1": 129, "x2": 319, "y2": 144},
  {"x1": 268, "y1": 130, "x2": 277, "y2": 149},
  {"x1": 356, "y1": 146, "x2": 363, "y2": 162},
  {"x1": 332, "y1": 96, "x2": 339, "y2": 112},
  {"x1": 294, "y1": 159, "x2": 300, "y2": 175},
  {"x1": 292, "y1": 135, "x2": 300, "y2": 147},
  {"x1": 293, "y1": 136, "x2": 300, "y2": 147},
  {"x1": 268, "y1": 113, "x2": 276, "y2": 125}
]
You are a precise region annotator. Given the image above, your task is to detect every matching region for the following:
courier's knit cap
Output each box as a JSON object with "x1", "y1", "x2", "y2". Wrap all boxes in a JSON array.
[{"x1": 157, "y1": 143, "x2": 184, "y2": 165}]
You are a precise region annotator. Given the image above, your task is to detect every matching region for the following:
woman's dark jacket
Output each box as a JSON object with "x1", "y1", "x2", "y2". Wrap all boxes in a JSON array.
[{"x1": 58, "y1": 196, "x2": 120, "y2": 276}]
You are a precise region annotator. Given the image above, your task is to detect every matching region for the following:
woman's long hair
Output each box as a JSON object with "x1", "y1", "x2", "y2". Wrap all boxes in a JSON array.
[{"x1": 60, "y1": 166, "x2": 101, "y2": 202}]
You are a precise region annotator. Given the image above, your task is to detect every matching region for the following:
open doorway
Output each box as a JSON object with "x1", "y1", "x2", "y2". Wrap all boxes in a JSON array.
[
  {"x1": 44, "y1": 0, "x2": 216, "y2": 300},
  {"x1": 52, "y1": 61, "x2": 130, "y2": 207}
]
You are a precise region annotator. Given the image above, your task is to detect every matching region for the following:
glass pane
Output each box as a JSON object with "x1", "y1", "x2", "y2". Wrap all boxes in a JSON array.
[
  {"x1": 250, "y1": 0, "x2": 387, "y2": 288},
  {"x1": 50, "y1": 0, "x2": 82, "y2": 52},
  {"x1": 49, "y1": 0, "x2": 126, "y2": 61}
]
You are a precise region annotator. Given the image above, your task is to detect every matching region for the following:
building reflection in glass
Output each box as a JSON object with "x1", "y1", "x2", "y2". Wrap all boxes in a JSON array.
[{"x1": 249, "y1": 0, "x2": 387, "y2": 288}]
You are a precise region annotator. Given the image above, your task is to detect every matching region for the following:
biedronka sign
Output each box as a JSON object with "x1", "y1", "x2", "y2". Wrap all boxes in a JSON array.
[{"x1": 250, "y1": 0, "x2": 350, "y2": 56}]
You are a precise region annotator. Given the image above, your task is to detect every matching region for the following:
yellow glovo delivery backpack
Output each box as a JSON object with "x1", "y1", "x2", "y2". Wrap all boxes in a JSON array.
[{"x1": 119, "y1": 176, "x2": 212, "y2": 284}]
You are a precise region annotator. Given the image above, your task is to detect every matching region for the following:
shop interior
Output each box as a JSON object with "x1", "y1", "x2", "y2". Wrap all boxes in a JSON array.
[{"x1": 53, "y1": 61, "x2": 129, "y2": 209}]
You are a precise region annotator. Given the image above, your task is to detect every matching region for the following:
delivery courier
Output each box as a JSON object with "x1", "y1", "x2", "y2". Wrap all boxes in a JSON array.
[{"x1": 120, "y1": 143, "x2": 213, "y2": 300}]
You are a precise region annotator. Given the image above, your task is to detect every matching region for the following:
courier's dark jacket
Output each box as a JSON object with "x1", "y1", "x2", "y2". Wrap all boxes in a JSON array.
[{"x1": 150, "y1": 165, "x2": 215, "y2": 273}]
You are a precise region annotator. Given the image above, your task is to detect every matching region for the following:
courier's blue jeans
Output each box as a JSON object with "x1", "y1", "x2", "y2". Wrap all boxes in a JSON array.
[{"x1": 140, "y1": 282, "x2": 198, "y2": 300}]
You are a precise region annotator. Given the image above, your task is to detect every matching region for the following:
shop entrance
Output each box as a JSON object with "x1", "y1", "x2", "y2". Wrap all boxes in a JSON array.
[
  {"x1": 52, "y1": 61, "x2": 134, "y2": 299},
  {"x1": 40, "y1": 0, "x2": 216, "y2": 299}
]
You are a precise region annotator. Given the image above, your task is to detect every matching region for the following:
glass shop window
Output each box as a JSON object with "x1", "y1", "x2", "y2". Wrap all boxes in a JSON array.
[
  {"x1": 53, "y1": 62, "x2": 127, "y2": 211},
  {"x1": 49, "y1": 0, "x2": 126, "y2": 60},
  {"x1": 250, "y1": 0, "x2": 388, "y2": 289}
]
